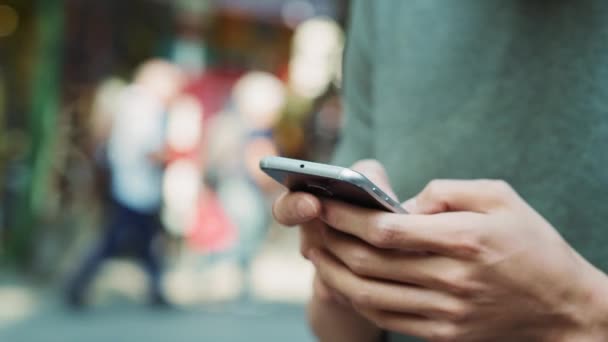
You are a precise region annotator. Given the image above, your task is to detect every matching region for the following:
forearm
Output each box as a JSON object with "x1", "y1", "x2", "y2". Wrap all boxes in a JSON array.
[{"x1": 307, "y1": 294, "x2": 383, "y2": 342}]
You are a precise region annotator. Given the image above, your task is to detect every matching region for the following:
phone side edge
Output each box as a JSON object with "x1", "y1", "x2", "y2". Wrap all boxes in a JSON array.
[
  {"x1": 260, "y1": 156, "x2": 345, "y2": 179},
  {"x1": 338, "y1": 169, "x2": 407, "y2": 214}
]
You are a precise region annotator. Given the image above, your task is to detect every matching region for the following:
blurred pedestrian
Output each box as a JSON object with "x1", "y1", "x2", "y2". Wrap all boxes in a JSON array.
[{"x1": 66, "y1": 60, "x2": 184, "y2": 308}]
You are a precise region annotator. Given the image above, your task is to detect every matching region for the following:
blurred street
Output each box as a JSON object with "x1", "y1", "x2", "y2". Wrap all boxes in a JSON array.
[
  {"x1": 0, "y1": 298, "x2": 312, "y2": 342},
  {"x1": 0, "y1": 225, "x2": 315, "y2": 341}
]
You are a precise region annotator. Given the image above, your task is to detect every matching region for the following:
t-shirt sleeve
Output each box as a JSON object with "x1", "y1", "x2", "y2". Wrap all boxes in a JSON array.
[{"x1": 332, "y1": 0, "x2": 375, "y2": 167}]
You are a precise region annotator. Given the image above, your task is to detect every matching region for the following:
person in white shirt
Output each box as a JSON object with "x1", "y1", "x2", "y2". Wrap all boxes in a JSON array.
[{"x1": 66, "y1": 60, "x2": 183, "y2": 308}]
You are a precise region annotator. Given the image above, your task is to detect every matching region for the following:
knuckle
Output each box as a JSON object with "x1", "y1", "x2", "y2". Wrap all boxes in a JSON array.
[
  {"x1": 373, "y1": 317, "x2": 395, "y2": 333},
  {"x1": 367, "y1": 216, "x2": 398, "y2": 248},
  {"x1": 323, "y1": 205, "x2": 342, "y2": 227},
  {"x1": 450, "y1": 231, "x2": 485, "y2": 259},
  {"x1": 425, "y1": 179, "x2": 445, "y2": 198},
  {"x1": 421, "y1": 179, "x2": 452, "y2": 208},
  {"x1": 314, "y1": 282, "x2": 334, "y2": 303},
  {"x1": 361, "y1": 310, "x2": 387, "y2": 330},
  {"x1": 362, "y1": 311, "x2": 398, "y2": 333},
  {"x1": 345, "y1": 247, "x2": 372, "y2": 275},
  {"x1": 439, "y1": 302, "x2": 472, "y2": 323},
  {"x1": 299, "y1": 228, "x2": 320, "y2": 259},
  {"x1": 480, "y1": 179, "x2": 515, "y2": 199},
  {"x1": 438, "y1": 268, "x2": 477, "y2": 297},
  {"x1": 351, "y1": 286, "x2": 374, "y2": 308},
  {"x1": 491, "y1": 179, "x2": 513, "y2": 193}
]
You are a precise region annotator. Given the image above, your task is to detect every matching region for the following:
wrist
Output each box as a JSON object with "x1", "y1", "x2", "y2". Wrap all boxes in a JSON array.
[
  {"x1": 557, "y1": 261, "x2": 608, "y2": 341},
  {"x1": 580, "y1": 268, "x2": 608, "y2": 339}
]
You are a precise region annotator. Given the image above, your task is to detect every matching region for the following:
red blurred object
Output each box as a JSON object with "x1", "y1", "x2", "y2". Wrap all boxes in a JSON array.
[
  {"x1": 167, "y1": 68, "x2": 244, "y2": 162},
  {"x1": 183, "y1": 68, "x2": 245, "y2": 121},
  {"x1": 187, "y1": 191, "x2": 238, "y2": 253}
]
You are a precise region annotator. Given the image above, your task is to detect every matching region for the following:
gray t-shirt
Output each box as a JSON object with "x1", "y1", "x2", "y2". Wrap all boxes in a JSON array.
[{"x1": 334, "y1": 1, "x2": 608, "y2": 340}]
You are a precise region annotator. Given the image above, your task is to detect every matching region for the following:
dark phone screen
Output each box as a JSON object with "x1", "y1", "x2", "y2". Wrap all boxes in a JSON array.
[{"x1": 266, "y1": 169, "x2": 392, "y2": 212}]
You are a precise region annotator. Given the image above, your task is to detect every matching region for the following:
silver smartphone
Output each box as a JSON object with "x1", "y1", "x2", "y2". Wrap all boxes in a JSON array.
[{"x1": 259, "y1": 156, "x2": 406, "y2": 213}]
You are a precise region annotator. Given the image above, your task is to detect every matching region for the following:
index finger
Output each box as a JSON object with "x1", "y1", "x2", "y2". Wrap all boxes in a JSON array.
[
  {"x1": 272, "y1": 191, "x2": 321, "y2": 226},
  {"x1": 408, "y1": 179, "x2": 520, "y2": 214},
  {"x1": 321, "y1": 200, "x2": 487, "y2": 259}
]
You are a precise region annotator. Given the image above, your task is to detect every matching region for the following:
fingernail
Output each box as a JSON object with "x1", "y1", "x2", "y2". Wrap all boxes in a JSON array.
[
  {"x1": 297, "y1": 198, "x2": 316, "y2": 219},
  {"x1": 403, "y1": 198, "x2": 417, "y2": 213}
]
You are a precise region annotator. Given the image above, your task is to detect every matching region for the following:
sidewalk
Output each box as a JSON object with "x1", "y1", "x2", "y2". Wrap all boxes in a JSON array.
[
  {"x1": 0, "y1": 299, "x2": 313, "y2": 342},
  {"x1": 0, "y1": 225, "x2": 316, "y2": 341}
]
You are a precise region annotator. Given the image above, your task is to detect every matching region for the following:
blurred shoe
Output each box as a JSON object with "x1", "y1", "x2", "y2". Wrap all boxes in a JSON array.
[
  {"x1": 65, "y1": 290, "x2": 86, "y2": 310},
  {"x1": 149, "y1": 293, "x2": 173, "y2": 309}
]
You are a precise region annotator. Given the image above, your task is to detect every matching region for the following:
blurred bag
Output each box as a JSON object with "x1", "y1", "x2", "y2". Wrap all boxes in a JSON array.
[{"x1": 187, "y1": 191, "x2": 237, "y2": 254}]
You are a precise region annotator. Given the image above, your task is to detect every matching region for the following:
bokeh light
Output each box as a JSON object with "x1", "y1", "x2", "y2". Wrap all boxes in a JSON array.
[
  {"x1": 167, "y1": 95, "x2": 203, "y2": 152},
  {"x1": 0, "y1": 286, "x2": 38, "y2": 329},
  {"x1": 92, "y1": 78, "x2": 127, "y2": 119},
  {"x1": 289, "y1": 17, "x2": 344, "y2": 98},
  {"x1": 162, "y1": 159, "x2": 200, "y2": 235},
  {"x1": 292, "y1": 17, "x2": 342, "y2": 58},
  {"x1": 289, "y1": 56, "x2": 332, "y2": 98},
  {"x1": 233, "y1": 71, "x2": 286, "y2": 130},
  {"x1": 134, "y1": 59, "x2": 185, "y2": 104}
]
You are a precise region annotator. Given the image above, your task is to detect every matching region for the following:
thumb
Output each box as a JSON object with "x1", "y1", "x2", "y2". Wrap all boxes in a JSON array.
[
  {"x1": 350, "y1": 159, "x2": 399, "y2": 201},
  {"x1": 403, "y1": 179, "x2": 516, "y2": 214}
]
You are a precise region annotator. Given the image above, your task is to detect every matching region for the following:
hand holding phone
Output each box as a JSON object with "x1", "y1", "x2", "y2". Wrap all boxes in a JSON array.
[{"x1": 266, "y1": 157, "x2": 403, "y2": 336}]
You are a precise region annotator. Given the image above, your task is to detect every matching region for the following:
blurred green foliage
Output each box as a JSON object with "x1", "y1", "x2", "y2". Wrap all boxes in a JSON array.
[{"x1": 8, "y1": 0, "x2": 64, "y2": 263}]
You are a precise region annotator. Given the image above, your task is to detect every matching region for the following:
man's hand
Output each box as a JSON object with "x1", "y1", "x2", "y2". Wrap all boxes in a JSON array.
[
  {"x1": 272, "y1": 160, "x2": 393, "y2": 342},
  {"x1": 311, "y1": 179, "x2": 608, "y2": 341}
]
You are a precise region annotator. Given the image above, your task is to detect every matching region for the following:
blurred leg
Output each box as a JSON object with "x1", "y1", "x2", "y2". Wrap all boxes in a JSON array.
[
  {"x1": 65, "y1": 202, "x2": 128, "y2": 307},
  {"x1": 134, "y1": 212, "x2": 167, "y2": 305}
]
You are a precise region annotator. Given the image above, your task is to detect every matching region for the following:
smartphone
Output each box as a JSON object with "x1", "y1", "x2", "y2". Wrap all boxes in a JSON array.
[{"x1": 259, "y1": 156, "x2": 407, "y2": 214}]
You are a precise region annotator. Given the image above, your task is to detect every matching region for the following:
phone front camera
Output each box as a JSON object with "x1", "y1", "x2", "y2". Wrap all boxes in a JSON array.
[{"x1": 300, "y1": 164, "x2": 305, "y2": 168}]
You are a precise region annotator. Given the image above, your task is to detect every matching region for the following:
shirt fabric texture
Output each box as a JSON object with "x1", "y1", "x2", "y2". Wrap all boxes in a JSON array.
[
  {"x1": 334, "y1": 1, "x2": 608, "y2": 340},
  {"x1": 108, "y1": 85, "x2": 165, "y2": 214}
]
